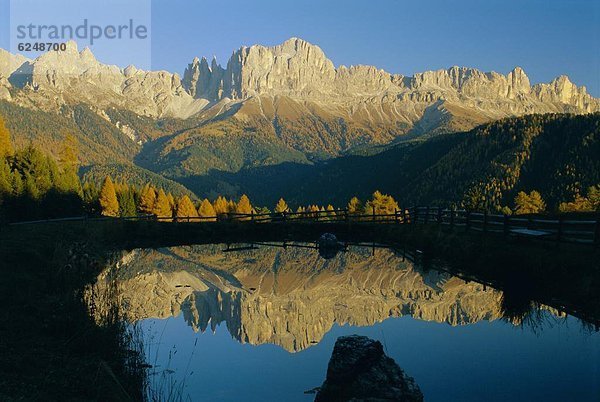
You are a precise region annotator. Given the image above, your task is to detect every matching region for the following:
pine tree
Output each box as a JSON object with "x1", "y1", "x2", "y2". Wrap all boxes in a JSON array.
[
  {"x1": 0, "y1": 116, "x2": 13, "y2": 158},
  {"x1": 152, "y1": 189, "x2": 173, "y2": 219},
  {"x1": 82, "y1": 181, "x2": 100, "y2": 214},
  {"x1": 198, "y1": 198, "x2": 217, "y2": 221},
  {"x1": 0, "y1": 157, "x2": 11, "y2": 196},
  {"x1": 13, "y1": 146, "x2": 53, "y2": 198},
  {"x1": 176, "y1": 195, "x2": 199, "y2": 220},
  {"x1": 275, "y1": 198, "x2": 289, "y2": 213},
  {"x1": 24, "y1": 172, "x2": 40, "y2": 200},
  {"x1": 11, "y1": 172, "x2": 23, "y2": 197},
  {"x1": 117, "y1": 188, "x2": 137, "y2": 217},
  {"x1": 138, "y1": 184, "x2": 156, "y2": 214},
  {"x1": 99, "y1": 176, "x2": 119, "y2": 217}
]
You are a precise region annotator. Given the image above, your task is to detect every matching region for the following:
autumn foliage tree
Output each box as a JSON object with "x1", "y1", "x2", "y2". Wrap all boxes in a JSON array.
[
  {"x1": 176, "y1": 195, "x2": 199, "y2": 220},
  {"x1": 138, "y1": 184, "x2": 156, "y2": 214},
  {"x1": 152, "y1": 189, "x2": 173, "y2": 219},
  {"x1": 275, "y1": 198, "x2": 289, "y2": 213},
  {"x1": 365, "y1": 191, "x2": 399, "y2": 218},
  {"x1": 198, "y1": 198, "x2": 216, "y2": 221},
  {"x1": 514, "y1": 190, "x2": 546, "y2": 215},
  {"x1": 0, "y1": 116, "x2": 13, "y2": 158},
  {"x1": 213, "y1": 196, "x2": 229, "y2": 216},
  {"x1": 347, "y1": 197, "x2": 364, "y2": 215},
  {"x1": 99, "y1": 176, "x2": 119, "y2": 217},
  {"x1": 325, "y1": 204, "x2": 336, "y2": 220},
  {"x1": 559, "y1": 186, "x2": 600, "y2": 212},
  {"x1": 236, "y1": 194, "x2": 253, "y2": 220}
]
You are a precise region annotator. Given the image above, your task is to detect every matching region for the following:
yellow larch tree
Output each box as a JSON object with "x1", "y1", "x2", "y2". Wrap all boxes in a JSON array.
[
  {"x1": 176, "y1": 195, "x2": 199, "y2": 220},
  {"x1": 275, "y1": 198, "x2": 289, "y2": 213},
  {"x1": 0, "y1": 116, "x2": 13, "y2": 158},
  {"x1": 99, "y1": 176, "x2": 119, "y2": 217},
  {"x1": 152, "y1": 189, "x2": 173, "y2": 219},
  {"x1": 198, "y1": 198, "x2": 217, "y2": 221},
  {"x1": 138, "y1": 184, "x2": 156, "y2": 214}
]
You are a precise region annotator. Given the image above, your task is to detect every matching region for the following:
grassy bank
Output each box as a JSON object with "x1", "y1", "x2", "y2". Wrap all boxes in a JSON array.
[{"x1": 0, "y1": 224, "x2": 147, "y2": 401}]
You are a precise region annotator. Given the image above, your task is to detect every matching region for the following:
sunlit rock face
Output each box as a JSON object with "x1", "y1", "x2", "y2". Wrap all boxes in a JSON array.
[
  {"x1": 3, "y1": 41, "x2": 207, "y2": 118},
  {"x1": 91, "y1": 245, "x2": 507, "y2": 352},
  {"x1": 1, "y1": 37, "x2": 597, "y2": 141}
]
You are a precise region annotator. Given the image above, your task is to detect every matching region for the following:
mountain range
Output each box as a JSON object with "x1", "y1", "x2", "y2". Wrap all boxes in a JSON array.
[
  {"x1": 0, "y1": 38, "x2": 598, "y2": 205},
  {"x1": 91, "y1": 245, "x2": 511, "y2": 352}
]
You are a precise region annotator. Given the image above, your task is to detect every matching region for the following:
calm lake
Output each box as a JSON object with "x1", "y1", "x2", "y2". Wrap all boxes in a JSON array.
[{"x1": 96, "y1": 243, "x2": 600, "y2": 401}]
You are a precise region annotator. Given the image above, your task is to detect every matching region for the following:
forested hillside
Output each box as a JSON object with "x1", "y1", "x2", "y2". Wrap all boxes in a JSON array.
[
  {"x1": 203, "y1": 113, "x2": 599, "y2": 212},
  {"x1": 81, "y1": 164, "x2": 196, "y2": 198},
  {"x1": 0, "y1": 101, "x2": 138, "y2": 164},
  {"x1": 1, "y1": 98, "x2": 598, "y2": 214}
]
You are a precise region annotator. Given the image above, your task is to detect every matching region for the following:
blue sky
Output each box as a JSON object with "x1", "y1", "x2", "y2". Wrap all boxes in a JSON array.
[{"x1": 1, "y1": 0, "x2": 599, "y2": 96}]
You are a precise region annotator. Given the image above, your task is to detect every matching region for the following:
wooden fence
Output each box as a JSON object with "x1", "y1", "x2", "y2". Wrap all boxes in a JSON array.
[
  {"x1": 147, "y1": 206, "x2": 600, "y2": 246},
  {"x1": 8, "y1": 206, "x2": 600, "y2": 246}
]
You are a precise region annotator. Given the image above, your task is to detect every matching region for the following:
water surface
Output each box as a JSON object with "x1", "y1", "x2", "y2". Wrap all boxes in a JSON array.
[{"x1": 98, "y1": 243, "x2": 600, "y2": 401}]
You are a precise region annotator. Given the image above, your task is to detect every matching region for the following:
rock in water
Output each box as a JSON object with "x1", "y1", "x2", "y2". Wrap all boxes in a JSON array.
[
  {"x1": 315, "y1": 335, "x2": 423, "y2": 402},
  {"x1": 318, "y1": 233, "x2": 341, "y2": 259},
  {"x1": 318, "y1": 233, "x2": 339, "y2": 248}
]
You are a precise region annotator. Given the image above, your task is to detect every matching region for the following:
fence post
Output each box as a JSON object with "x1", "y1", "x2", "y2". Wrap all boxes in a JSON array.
[
  {"x1": 450, "y1": 208, "x2": 455, "y2": 229},
  {"x1": 483, "y1": 210, "x2": 488, "y2": 234},
  {"x1": 395, "y1": 208, "x2": 399, "y2": 224},
  {"x1": 466, "y1": 211, "x2": 471, "y2": 232},
  {"x1": 251, "y1": 210, "x2": 254, "y2": 222},
  {"x1": 425, "y1": 206, "x2": 429, "y2": 224},
  {"x1": 372, "y1": 205, "x2": 376, "y2": 222},
  {"x1": 557, "y1": 215, "x2": 563, "y2": 243},
  {"x1": 402, "y1": 208, "x2": 407, "y2": 224}
]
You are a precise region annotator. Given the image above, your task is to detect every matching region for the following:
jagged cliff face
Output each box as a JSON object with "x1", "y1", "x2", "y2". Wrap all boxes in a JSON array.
[
  {"x1": 1, "y1": 37, "x2": 597, "y2": 149},
  {"x1": 181, "y1": 38, "x2": 597, "y2": 112},
  {"x1": 91, "y1": 245, "x2": 507, "y2": 352},
  {"x1": 2, "y1": 41, "x2": 207, "y2": 118},
  {"x1": 180, "y1": 38, "x2": 598, "y2": 141}
]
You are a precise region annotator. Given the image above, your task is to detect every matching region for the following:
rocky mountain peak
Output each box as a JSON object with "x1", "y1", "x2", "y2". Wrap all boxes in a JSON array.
[
  {"x1": 1, "y1": 37, "x2": 598, "y2": 131},
  {"x1": 0, "y1": 48, "x2": 30, "y2": 79},
  {"x1": 507, "y1": 66, "x2": 531, "y2": 94}
]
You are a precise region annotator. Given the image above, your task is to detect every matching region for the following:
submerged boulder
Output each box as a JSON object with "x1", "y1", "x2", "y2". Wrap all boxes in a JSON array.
[{"x1": 315, "y1": 335, "x2": 423, "y2": 402}]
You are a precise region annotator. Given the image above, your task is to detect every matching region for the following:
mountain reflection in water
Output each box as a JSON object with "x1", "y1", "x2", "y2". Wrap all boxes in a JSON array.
[{"x1": 93, "y1": 243, "x2": 560, "y2": 352}]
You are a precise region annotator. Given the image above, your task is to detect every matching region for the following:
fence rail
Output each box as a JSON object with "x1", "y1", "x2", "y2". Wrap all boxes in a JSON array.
[{"x1": 6, "y1": 206, "x2": 600, "y2": 246}]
